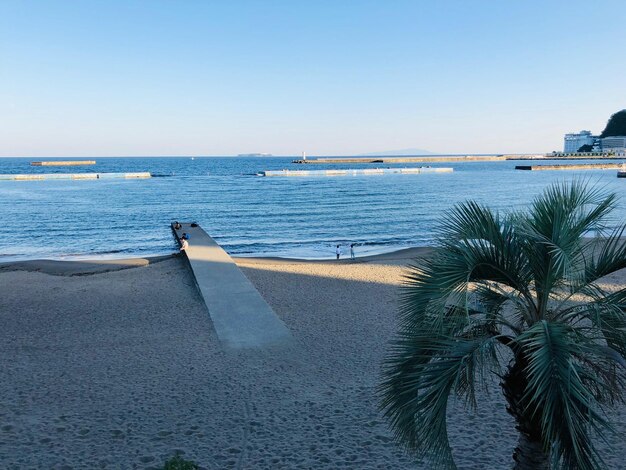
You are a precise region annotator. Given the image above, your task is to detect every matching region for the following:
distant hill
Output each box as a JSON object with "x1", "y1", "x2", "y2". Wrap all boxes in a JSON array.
[
  {"x1": 600, "y1": 109, "x2": 626, "y2": 137},
  {"x1": 358, "y1": 148, "x2": 435, "y2": 156}
]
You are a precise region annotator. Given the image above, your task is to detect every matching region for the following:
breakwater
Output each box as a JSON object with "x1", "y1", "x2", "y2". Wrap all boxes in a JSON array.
[
  {"x1": 515, "y1": 163, "x2": 625, "y2": 171},
  {"x1": 259, "y1": 167, "x2": 453, "y2": 177},
  {"x1": 30, "y1": 160, "x2": 96, "y2": 166},
  {"x1": 0, "y1": 172, "x2": 151, "y2": 181},
  {"x1": 292, "y1": 156, "x2": 504, "y2": 164},
  {"x1": 294, "y1": 155, "x2": 626, "y2": 164}
]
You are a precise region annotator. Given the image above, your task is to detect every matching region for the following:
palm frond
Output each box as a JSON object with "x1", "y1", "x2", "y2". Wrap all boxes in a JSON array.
[
  {"x1": 584, "y1": 225, "x2": 626, "y2": 284},
  {"x1": 519, "y1": 180, "x2": 616, "y2": 315},
  {"x1": 380, "y1": 333, "x2": 502, "y2": 469},
  {"x1": 519, "y1": 321, "x2": 615, "y2": 470},
  {"x1": 409, "y1": 201, "x2": 537, "y2": 320},
  {"x1": 558, "y1": 288, "x2": 626, "y2": 358}
]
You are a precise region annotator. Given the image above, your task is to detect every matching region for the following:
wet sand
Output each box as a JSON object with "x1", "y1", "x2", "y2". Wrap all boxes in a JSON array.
[{"x1": 1, "y1": 250, "x2": 625, "y2": 468}]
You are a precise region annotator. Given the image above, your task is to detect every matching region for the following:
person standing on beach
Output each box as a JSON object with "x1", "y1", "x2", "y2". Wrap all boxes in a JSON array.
[
  {"x1": 336, "y1": 244, "x2": 341, "y2": 260},
  {"x1": 350, "y1": 243, "x2": 355, "y2": 260}
]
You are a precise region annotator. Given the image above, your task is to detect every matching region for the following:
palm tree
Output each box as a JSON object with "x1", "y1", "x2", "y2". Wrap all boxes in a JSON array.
[{"x1": 380, "y1": 181, "x2": 626, "y2": 469}]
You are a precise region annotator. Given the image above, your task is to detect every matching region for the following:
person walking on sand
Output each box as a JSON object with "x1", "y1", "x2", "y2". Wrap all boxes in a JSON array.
[
  {"x1": 350, "y1": 243, "x2": 355, "y2": 260},
  {"x1": 336, "y1": 244, "x2": 341, "y2": 260}
]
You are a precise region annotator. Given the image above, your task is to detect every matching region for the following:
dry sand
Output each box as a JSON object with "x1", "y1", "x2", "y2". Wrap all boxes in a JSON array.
[{"x1": 1, "y1": 250, "x2": 625, "y2": 469}]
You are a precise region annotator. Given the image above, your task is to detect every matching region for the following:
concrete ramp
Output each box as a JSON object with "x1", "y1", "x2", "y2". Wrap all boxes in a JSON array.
[{"x1": 172, "y1": 223, "x2": 292, "y2": 349}]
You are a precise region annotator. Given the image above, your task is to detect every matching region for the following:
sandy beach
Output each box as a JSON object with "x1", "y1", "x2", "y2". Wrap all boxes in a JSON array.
[{"x1": 1, "y1": 249, "x2": 625, "y2": 469}]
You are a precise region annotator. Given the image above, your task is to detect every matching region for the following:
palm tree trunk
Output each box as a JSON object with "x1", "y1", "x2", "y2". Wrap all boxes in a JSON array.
[
  {"x1": 513, "y1": 432, "x2": 550, "y2": 469},
  {"x1": 502, "y1": 355, "x2": 550, "y2": 469}
]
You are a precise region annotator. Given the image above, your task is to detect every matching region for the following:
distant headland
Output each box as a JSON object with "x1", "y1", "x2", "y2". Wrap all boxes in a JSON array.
[
  {"x1": 237, "y1": 153, "x2": 273, "y2": 157},
  {"x1": 600, "y1": 109, "x2": 626, "y2": 138},
  {"x1": 358, "y1": 148, "x2": 434, "y2": 156}
]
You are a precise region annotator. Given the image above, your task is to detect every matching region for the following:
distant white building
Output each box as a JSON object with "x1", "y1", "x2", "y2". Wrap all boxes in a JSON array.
[
  {"x1": 601, "y1": 136, "x2": 626, "y2": 155},
  {"x1": 564, "y1": 130, "x2": 596, "y2": 152}
]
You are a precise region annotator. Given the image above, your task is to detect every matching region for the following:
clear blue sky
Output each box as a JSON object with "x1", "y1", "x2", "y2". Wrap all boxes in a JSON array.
[{"x1": 1, "y1": 0, "x2": 624, "y2": 156}]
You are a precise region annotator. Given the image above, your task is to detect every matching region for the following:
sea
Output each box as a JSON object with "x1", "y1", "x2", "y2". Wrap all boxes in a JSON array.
[{"x1": 0, "y1": 157, "x2": 625, "y2": 262}]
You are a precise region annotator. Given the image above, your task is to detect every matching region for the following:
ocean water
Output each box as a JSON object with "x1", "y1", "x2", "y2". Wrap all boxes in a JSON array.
[{"x1": 0, "y1": 156, "x2": 625, "y2": 261}]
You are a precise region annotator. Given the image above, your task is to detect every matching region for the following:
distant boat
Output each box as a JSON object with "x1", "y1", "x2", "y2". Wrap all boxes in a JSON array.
[
  {"x1": 237, "y1": 153, "x2": 273, "y2": 157},
  {"x1": 191, "y1": 157, "x2": 195, "y2": 160}
]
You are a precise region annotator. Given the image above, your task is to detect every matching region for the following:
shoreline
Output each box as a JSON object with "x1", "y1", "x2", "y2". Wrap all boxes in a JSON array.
[
  {"x1": 0, "y1": 246, "x2": 434, "y2": 275},
  {"x1": 0, "y1": 254, "x2": 175, "y2": 276},
  {"x1": 2, "y1": 233, "x2": 617, "y2": 274},
  {"x1": 233, "y1": 246, "x2": 434, "y2": 265}
]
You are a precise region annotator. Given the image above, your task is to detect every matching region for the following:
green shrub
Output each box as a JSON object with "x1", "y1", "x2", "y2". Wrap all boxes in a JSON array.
[{"x1": 162, "y1": 453, "x2": 199, "y2": 470}]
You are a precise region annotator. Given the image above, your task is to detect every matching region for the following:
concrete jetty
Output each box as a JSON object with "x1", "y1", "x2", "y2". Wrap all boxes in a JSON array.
[
  {"x1": 292, "y1": 156, "x2": 504, "y2": 164},
  {"x1": 515, "y1": 163, "x2": 625, "y2": 171},
  {"x1": 172, "y1": 223, "x2": 292, "y2": 349},
  {"x1": 0, "y1": 172, "x2": 151, "y2": 181},
  {"x1": 30, "y1": 160, "x2": 96, "y2": 166},
  {"x1": 500, "y1": 154, "x2": 546, "y2": 160},
  {"x1": 260, "y1": 167, "x2": 453, "y2": 177},
  {"x1": 293, "y1": 154, "x2": 626, "y2": 165}
]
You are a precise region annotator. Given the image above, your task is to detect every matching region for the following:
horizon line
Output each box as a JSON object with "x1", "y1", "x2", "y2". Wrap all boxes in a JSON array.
[{"x1": 0, "y1": 152, "x2": 545, "y2": 158}]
